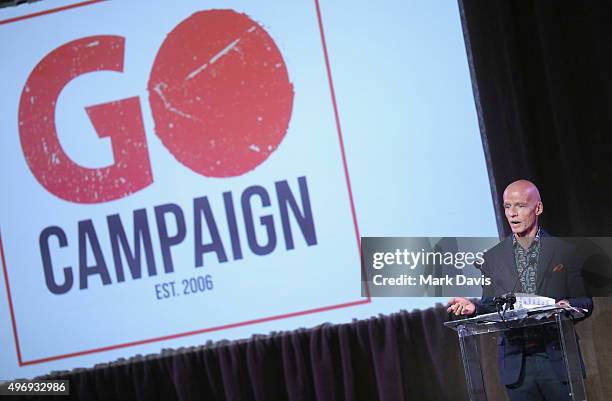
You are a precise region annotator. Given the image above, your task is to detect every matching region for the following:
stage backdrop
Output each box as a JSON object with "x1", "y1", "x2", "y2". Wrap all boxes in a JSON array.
[{"x1": 0, "y1": 0, "x2": 497, "y2": 379}]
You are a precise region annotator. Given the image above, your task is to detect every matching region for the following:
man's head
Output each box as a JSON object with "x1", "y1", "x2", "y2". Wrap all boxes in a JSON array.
[{"x1": 503, "y1": 179, "x2": 543, "y2": 237}]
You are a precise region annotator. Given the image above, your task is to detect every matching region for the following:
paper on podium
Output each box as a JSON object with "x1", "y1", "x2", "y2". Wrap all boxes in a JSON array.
[{"x1": 514, "y1": 293, "x2": 556, "y2": 309}]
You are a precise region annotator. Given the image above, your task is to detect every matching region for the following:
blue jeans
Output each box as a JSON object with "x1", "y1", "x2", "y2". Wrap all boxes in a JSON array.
[{"x1": 505, "y1": 352, "x2": 572, "y2": 401}]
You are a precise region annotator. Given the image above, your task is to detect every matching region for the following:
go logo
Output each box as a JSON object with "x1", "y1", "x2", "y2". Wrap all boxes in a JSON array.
[{"x1": 18, "y1": 10, "x2": 294, "y2": 204}]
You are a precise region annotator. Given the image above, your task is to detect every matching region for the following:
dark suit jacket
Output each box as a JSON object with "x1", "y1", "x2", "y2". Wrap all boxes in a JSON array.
[{"x1": 475, "y1": 231, "x2": 593, "y2": 385}]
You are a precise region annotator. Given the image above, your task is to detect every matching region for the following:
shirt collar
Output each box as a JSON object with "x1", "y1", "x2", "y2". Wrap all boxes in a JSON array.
[{"x1": 512, "y1": 226, "x2": 541, "y2": 248}]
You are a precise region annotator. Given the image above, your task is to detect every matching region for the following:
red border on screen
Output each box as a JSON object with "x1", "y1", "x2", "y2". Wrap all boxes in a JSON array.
[{"x1": 0, "y1": 0, "x2": 370, "y2": 367}]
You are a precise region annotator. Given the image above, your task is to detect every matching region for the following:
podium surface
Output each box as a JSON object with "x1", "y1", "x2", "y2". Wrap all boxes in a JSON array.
[{"x1": 445, "y1": 306, "x2": 587, "y2": 401}]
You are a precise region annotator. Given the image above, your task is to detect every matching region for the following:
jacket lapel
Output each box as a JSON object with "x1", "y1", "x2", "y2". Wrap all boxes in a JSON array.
[
  {"x1": 497, "y1": 238, "x2": 519, "y2": 293},
  {"x1": 536, "y1": 232, "x2": 555, "y2": 294}
]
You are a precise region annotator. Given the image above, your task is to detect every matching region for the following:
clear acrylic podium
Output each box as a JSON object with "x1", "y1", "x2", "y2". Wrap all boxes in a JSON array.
[{"x1": 445, "y1": 306, "x2": 587, "y2": 401}]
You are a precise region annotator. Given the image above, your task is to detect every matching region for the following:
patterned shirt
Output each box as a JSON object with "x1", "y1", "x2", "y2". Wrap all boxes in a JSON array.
[{"x1": 512, "y1": 227, "x2": 541, "y2": 294}]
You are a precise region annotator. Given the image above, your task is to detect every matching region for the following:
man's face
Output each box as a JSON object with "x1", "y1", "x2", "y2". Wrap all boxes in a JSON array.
[{"x1": 503, "y1": 185, "x2": 542, "y2": 237}]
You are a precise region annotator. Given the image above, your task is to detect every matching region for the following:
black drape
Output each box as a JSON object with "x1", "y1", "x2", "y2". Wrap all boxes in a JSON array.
[
  {"x1": 19, "y1": 300, "x2": 612, "y2": 401},
  {"x1": 26, "y1": 307, "x2": 468, "y2": 401},
  {"x1": 459, "y1": 0, "x2": 612, "y2": 236}
]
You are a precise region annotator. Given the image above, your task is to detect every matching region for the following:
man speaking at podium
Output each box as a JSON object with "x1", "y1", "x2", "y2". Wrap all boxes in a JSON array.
[{"x1": 447, "y1": 180, "x2": 593, "y2": 401}]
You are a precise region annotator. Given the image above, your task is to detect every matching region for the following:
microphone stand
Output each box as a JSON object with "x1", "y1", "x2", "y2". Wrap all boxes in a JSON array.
[{"x1": 496, "y1": 246, "x2": 536, "y2": 321}]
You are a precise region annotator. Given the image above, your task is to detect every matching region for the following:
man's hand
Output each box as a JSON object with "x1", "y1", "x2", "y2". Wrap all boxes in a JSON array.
[
  {"x1": 556, "y1": 299, "x2": 571, "y2": 308},
  {"x1": 447, "y1": 297, "x2": 476, "y2": 316}
]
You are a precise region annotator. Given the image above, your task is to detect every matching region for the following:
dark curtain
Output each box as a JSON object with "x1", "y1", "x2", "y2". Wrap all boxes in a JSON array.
[
  {"x1": 19, "y1": 300, "x2": 612, "y2": 401},
  {"x1": 459, "y1": 0, "x2": 612, "y2": 237},
  {"x1": 23, "y1": 307, "x2": 468, "y2": 401}
]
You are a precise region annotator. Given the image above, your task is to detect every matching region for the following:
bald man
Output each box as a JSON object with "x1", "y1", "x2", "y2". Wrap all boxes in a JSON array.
[{"x1": 447, "y1": 180, "x2": 592, "y2": 401}]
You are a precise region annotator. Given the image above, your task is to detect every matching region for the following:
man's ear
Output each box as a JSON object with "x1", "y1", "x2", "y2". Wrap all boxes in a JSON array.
[{"x1": 535, "y1": 201, "x2": 543, "y2": 216}]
